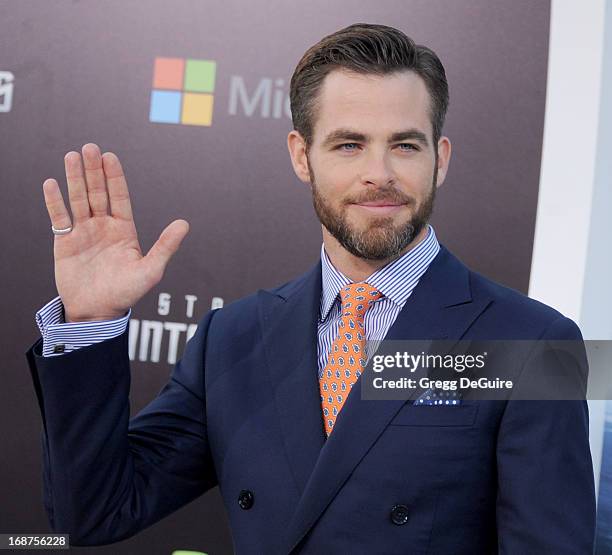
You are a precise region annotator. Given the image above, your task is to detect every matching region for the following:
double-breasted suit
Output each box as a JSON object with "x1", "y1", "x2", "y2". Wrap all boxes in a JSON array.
[{"x1": 26, "y1": 245, "x2": 595, "y2": 553}]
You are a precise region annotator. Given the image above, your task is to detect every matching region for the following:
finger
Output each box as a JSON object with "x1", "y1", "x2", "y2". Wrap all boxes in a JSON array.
[
  {"x1": 102, "y1": 152, "x2": 134, "y2": 221},
  {"x1": 142, "y1": 219, "x2": 190, "y2": 283},
  {"x1": 43, "y1": 178, "x2": 73, "y2": 232},
  {"x1": 82, "y1": 143, "x2": 109, "y2": 216},
  {"x1": 64, "y1": 151, "x2": 91, "y2": 222}
]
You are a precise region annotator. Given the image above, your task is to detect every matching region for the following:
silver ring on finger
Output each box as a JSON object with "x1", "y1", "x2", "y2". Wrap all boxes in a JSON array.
[{"x1": 52, "y1": 224, "x2": 73, "y2": 235}]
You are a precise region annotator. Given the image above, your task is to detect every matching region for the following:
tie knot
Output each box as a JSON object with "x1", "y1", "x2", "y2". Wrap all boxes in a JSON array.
[{"x1": 339, "y1": 282, "x2": 382, "y2": 316}]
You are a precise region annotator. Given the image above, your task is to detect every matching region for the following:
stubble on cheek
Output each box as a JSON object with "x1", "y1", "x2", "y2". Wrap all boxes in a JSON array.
[{"x1": 306, "y1": 154, "x2": 436, "y2": 260}]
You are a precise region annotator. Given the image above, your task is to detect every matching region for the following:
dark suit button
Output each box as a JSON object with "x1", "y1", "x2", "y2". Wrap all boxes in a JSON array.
[
  {"x1": 390, "y1": 504, "x2": 409, "y2": 525},
  {"x1": 53, "y1": 344, "x2": 65, "y2": 353},
  {"x1": 238, "y1": 490, "x2": 254, "y2": 510}
]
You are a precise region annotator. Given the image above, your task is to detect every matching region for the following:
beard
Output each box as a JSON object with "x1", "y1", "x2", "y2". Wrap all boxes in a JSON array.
[{"x1": 309, "y1": 160, "x2": 437, "y2": 262}]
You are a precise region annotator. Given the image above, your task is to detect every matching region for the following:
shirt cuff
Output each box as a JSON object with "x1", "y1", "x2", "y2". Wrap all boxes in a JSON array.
[{"x1": 35, "y1": 296, "x2": 131, "y2": 357}]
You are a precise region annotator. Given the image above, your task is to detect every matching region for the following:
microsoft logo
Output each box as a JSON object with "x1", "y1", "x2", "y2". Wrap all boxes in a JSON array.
[{"x1": 150, "y1": 57, "x2": 216, "y2": 126}]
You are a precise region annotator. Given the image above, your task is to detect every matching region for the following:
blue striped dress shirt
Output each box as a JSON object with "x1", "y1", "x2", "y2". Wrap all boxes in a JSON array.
[
  {"x1": 35, "y1": 297, "x2": 132, "y2": 357},
  {"x1": 36, "y1": 225, "x2": 440, "y2": 368},
  {"x1": 317, "y1": 224, "x2": 439, "y2": 376}
]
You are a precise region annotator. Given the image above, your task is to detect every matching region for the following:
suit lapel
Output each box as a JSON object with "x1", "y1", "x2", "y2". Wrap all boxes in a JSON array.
[
  {"x1": 283, "y1": 246, "x2": 493, "y2": 553},
  {"x1": 258, "y1": 263, "x2": 326, "y2": 498}
]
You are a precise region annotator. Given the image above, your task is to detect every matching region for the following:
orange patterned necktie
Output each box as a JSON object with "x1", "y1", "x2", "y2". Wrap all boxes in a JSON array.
[{"x1": 319, "y1": 282, "x2": 383, "y2": 436}]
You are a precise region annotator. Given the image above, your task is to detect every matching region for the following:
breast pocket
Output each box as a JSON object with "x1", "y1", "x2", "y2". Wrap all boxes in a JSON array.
[{"x1": 389, "y1": 403, "x2": 479, "y2": 427}]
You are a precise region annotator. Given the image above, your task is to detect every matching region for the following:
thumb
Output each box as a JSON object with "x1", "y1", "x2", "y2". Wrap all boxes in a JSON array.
[{"x1": 143, "y1": 219, "x2": 190, "y2": 282}]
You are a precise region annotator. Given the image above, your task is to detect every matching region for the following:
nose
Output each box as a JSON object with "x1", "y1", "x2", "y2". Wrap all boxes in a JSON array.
[{"x1": 360, "y1": 149, "x2": 396, "y2": 188}]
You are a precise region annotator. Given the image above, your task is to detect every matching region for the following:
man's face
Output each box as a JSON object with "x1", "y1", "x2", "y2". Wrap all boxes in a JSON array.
[{"x1": 289, "y1": 69, "x2": 450, "y2": 261}]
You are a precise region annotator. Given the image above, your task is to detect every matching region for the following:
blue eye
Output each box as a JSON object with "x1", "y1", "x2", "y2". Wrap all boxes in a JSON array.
[
  {"x1": 398, "y1": 143, "x2": 418, "y2": 151},
  {"x1": 339, "y1": 143, "x2": 359, "y2": 151}
]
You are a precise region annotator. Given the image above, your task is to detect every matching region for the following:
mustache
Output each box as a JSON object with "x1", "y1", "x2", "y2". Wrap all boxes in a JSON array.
[{"x1": 344, "y1": 188, "x2": 414, "y2": 205}]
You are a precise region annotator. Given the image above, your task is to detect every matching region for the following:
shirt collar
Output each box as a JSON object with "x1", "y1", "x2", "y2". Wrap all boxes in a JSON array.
[{"x1": 319, "y1": 224, "x2": 440, "y2": 322}]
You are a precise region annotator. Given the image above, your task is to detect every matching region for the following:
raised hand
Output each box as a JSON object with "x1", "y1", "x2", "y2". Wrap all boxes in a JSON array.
[{"x1": 42, "y1": 143, "x2": 189, "y2": 323}]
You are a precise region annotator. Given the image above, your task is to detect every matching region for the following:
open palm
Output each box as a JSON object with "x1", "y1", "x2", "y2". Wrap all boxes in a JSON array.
[{"x1": 43, "y1": 143, "x2": 189, "y2": 323}]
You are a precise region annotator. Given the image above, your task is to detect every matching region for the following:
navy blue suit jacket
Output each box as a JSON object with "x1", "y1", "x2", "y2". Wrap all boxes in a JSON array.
[{"x1": 26, "y1": 245, "x2": 596, "y2": 554}]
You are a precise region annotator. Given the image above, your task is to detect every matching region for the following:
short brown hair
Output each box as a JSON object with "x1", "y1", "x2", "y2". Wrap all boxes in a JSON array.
[{"x1": 290, "y1": 23, "x2": 449, "y2": 147}]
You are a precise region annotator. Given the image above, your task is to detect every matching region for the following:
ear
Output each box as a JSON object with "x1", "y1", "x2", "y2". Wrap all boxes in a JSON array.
[
  {"x1": 434, "y1": 136, "x2": 452, "y2": 188},
  {"x1": 287, "y1": 130, "x2": 312, "y2": 184}
]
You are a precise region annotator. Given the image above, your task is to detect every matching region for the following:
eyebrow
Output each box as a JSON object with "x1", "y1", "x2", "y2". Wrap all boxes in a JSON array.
[{"x1": 321, "y1": 128, "x2": 430, "y2": 148}]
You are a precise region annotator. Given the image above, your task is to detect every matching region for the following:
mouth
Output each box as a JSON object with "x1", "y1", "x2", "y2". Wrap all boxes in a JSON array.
[{"x1": 351, "y1": 201, "x2": 407, "y2": 216}]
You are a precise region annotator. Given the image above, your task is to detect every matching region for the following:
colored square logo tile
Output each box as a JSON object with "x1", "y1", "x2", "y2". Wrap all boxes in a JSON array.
[
  {"x1": 184, "y1": 59, "x2": 216, "y2": 93},
  {"x1": 150, "y1": 90, "x2": 182, "y2": 123},
  {"x1": 181, "y1": 93, "x2": 214, "y2": 126},
  {"x1": 153, "y1": 57, "x2": 185, "y2": 90}
]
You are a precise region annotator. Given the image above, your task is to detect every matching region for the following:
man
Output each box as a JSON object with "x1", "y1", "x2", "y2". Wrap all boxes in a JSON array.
[{"x1": 27, "y1": 23, "x2": 595, "y2": 553}]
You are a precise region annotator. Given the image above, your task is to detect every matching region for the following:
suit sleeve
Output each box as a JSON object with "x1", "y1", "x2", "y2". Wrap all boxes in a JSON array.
[
  {"x1": 496, "y1": 316, "x2": 596, "y2": 554},
  {"x1": 25, "y1": 308, "x2": 220, "y2": 546}
]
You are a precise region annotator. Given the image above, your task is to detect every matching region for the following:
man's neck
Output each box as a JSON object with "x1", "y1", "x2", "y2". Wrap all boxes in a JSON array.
[{"x1": 322, "y1": 226, "x2": 430, "y2": 282}]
